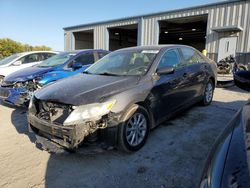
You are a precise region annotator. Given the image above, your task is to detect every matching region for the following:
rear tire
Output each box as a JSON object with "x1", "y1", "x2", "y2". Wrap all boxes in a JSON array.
[
  {"x1": 201, "y1": 80, "x2": 214, "y2": 106},
  {"x1": 117, "y1": 105, "x2": 150, "y2": 152}
]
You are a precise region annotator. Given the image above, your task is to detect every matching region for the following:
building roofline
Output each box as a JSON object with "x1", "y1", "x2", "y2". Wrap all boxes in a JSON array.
[{"x1": 63, "y1": 0, "x2": 241, "y2": 31}]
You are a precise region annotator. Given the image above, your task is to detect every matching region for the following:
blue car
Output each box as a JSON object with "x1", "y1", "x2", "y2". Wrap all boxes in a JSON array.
[{"x1": 0, "y1": 49, "x2": 109, "y2": 106}]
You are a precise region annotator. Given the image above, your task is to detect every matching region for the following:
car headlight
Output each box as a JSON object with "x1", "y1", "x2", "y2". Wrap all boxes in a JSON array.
[
  {"x1": 63, "y1": 100, "x2": 116, "y2": 126},
  {"x1": 28, "y1": 95, "x2": 34, "y2": 109},
  {"x1": 0, "y1": 76, "x2": 4, "y2": 84},
  {"x1": 14, "y1": 82, "x2": 25, "y2": 88}
]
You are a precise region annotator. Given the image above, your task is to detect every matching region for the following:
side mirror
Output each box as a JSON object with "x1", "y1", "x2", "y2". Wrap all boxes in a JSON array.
[
  {"x1": 234, "y1": 71, "x2": 250, "y2": 91},
  {"x1": 12, "y1": 61, "x2": 22, "y2": 66},
  {"x1": 72, "y1": 62, "x2": 83, "y2": 69},
  {"x1": 157, "y1": 66, "x2": 175, "y2": 75}
]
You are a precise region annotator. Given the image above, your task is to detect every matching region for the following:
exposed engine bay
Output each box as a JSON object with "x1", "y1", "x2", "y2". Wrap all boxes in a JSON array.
[{"x1": 28, "y1": 97, "x2": 118, "y2": 150}]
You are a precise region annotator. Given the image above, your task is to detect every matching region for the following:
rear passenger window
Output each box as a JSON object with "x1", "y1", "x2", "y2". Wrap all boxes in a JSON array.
[
  {"x1": 19, "y1": 54, "x2": 40, "y2": 64},
  {"x1": 41, "y1": 53, "x2": 55, "y2": 61},
  {"x1": 180, "y1": 48, "x2": 200, "y2": 64},
  {"x1": 196, "y1": 53, "x2": 207, "y2": 63},
  {"x1": 157, "y1": 49, "x2": 180, "y2": 69}
]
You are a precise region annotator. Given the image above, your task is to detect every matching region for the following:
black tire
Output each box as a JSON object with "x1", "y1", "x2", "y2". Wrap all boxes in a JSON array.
[
  {"x1": 201, "y1": 79, "x2": 214, "y2": 106},
  {"x1": 234, "y1": 71, "x2": 250, "y2": 91},
  {"x1": 117, "y1": 105, "x2": 150, "y2": 152}
]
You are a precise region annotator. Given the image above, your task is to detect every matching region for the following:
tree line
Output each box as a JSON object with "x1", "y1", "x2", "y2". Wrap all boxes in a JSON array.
[{"x1": 0, "y1": 38, "x2": 52, "y2": 59}]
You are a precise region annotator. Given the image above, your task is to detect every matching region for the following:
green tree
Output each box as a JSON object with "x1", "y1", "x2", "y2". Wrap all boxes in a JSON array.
[{"x1": 0, "y1": 38, "x2": 52, "y2": 59}]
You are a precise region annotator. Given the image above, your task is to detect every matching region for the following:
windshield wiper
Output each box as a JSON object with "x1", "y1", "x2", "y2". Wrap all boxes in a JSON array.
[
  {"x1": 96, "y1": 72, "x2": 120, "y2": 76},
  {"x1": 83, "y1": 70, "x2": 91, "y2": 74},
  {"x1": 83, "y1": 71, "x2": 120, "y2": 76}
]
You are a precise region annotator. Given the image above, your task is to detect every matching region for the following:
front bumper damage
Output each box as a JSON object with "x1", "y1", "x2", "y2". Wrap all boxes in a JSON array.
[
  {"x1": 0, "y1": 80, "x2": 37, "y2": 106},
  {"x1": 28, "y1": 105, "x2": 120, "y2": 150},
  {"x1": 0, "y1": 86, "x2": 32, "y2": 106}
]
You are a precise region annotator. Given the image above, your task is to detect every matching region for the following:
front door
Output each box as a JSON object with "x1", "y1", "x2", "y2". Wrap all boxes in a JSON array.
[
  {"x1": 152, "y1": 49, "x2": 189, "y2": 121},
  {"x1": 217, "y1": 36, "x2": 237, "y2": 62}
]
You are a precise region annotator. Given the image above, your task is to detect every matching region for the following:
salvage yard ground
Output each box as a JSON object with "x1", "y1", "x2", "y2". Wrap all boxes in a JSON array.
[{"x1": 0, "y1": 86, "x2": 249, "y2": 188}]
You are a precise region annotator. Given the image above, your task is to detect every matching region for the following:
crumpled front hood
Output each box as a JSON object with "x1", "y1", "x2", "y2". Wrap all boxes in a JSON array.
[
  {"x1": 35, "y1": 73, "x2": 140, "y2": 106},
  {"x1": 4, "y1": 66, "x2": 54, "y2": 82}
]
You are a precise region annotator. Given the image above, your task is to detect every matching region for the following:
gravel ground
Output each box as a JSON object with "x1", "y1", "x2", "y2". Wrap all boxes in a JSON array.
[{"x1": 0, "y1": 86, "x2": 249, "y2": 188}]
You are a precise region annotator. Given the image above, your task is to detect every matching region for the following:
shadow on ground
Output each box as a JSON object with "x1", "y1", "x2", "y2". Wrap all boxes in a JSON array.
[
  {"x1": 11, "y1": 107, "x2": 37, "y2": 144},
  {"x1": 9, "y1": 100, "x2": 248, "y2": 188}
]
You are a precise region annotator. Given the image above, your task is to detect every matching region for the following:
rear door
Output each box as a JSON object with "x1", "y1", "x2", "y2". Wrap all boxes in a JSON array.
[
  {"x1": 12, "y1": 53, "x2": 41, "y2": 72},
  {"x1": 179, "y1": 47, "x2": 207, "y2": 99}
]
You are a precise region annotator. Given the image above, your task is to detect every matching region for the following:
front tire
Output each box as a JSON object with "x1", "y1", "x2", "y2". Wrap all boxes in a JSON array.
[
  {"x1": 201, "y1": 80, "x2": 214, "y2": 106},
  {"x1": 118, "y1": 105, "x2": 150, "y2": 152}
]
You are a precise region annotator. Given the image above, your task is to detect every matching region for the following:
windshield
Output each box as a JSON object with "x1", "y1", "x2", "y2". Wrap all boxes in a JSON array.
[
  {"x1": 38, "y1": 52, "x2": 76, "y2": 67},
  {"x1": 86, "y1": 50, "x2": 158, "y2": 76},
  {"x1": 0, "y1": 54, "x2": 21, "y2": 66}
]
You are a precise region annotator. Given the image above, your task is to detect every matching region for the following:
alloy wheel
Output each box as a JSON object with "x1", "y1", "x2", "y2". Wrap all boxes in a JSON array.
[
  {"x1": 205, "y1": 82, "x2": 213, "y2": 103},
  {"x1": 125, "y1": 113, "x2": 147, "y2": 147}
]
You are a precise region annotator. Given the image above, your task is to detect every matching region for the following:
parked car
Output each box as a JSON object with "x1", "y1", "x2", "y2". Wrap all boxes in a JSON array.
[
  {"x1": 28, "y1": 45, "x2": 217, "y2": 152},
  {"x1": 234, "y1": 70, "x2": 250, "y2": 91},
  {"x1": 0, "y1": 49, "x2": 109, "y2": 106},
  {"x1": 0, "y1": 51, "x2": 57, "y2": 83},
  {"x1": 200, "y1": 71, "x2": 250, "y2": 188}
]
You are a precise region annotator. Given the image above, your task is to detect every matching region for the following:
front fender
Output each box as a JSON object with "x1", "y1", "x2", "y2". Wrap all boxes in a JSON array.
[{"x1": 109, "y1": 80, "x2": 153, "y2": 117}]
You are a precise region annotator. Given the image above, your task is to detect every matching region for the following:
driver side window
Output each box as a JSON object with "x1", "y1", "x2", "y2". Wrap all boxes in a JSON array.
[
  {"x1": 158, "y1": 49, "x2": 180, "y2": 69},
  {"x1": 68, "y1": 53, "x2": 95, "y2": 68},
  {"x1": 74, "y1": 53, "x2": 95, "y2": 65}
]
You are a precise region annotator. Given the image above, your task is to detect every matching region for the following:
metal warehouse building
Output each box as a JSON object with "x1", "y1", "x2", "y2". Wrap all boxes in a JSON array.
[{"x1": 64, "y1": 0, "x2": 250, "y2": 63}]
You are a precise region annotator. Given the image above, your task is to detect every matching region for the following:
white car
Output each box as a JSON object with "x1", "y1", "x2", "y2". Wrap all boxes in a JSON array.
[{"x1": 0, "y1": 51, "x2": 57, "y2": 83}]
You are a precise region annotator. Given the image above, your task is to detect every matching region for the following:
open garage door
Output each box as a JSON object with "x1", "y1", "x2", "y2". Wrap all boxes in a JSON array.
[
  {"x1": 108, "y1": 24, "x2": 138, "y2": 51},
  {"x1": 73, "y1": 30, "x2": 94, "y2": 50},
  {"x1": 159, "y1": 15, "x2": 208, "y2": 51}
]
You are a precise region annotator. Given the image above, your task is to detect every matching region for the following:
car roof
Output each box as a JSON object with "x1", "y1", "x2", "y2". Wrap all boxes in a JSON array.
[
  {"x1": 17, "y1": 51, "x2": 58, "y2": 56},
  {"x1": 115, "y1": 45, "x2": 194, "y2": 52},
  {"x1": 68, "y1": 49, "x2": 109, "y2": 54}
]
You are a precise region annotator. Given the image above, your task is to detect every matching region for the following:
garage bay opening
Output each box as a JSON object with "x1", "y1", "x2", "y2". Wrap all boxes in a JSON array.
[
  {"x1": 73, "y1": 29, "x2": 94, "y2": 50},
  {"x1": 108, "y1": 24, "x2": 138, "y2": 51},
  {"x1": 158, "y1": 15, "x2": 208, "y2": 52}
]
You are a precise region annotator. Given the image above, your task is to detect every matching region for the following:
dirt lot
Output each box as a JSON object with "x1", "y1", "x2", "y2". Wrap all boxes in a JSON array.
[{"x1": 0, "y1": 86, "x2": 249, "y2": 188}]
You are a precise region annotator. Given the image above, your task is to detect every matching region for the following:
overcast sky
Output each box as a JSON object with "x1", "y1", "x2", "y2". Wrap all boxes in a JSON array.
[{"x1": 0, "y1": 0, "x2": 221, "y2": 51}]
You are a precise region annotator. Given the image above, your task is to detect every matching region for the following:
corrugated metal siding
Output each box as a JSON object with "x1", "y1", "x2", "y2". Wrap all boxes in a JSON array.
[
  {"x1": 64, "y1": 32, "x2": 71, "y2": 51},
  {"x1": 204, "y1": 1, "x2": 250, "y2": 57},
  {"x1": 66, "y1": 19, "x2": 139, "y2": 50},
  {"x1": 64, "y1": 0, "x2": 249, "y2": 55}
]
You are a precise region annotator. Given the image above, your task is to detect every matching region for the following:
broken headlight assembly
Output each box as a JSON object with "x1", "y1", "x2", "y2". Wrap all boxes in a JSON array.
[
  {"x1": 14, "y1": 80, "x2": 38, "y2": 91},
  {"x1": 14, "y1": 82, "x2": 25, "y2": 88},
  {"x1": 63, "y1": 100, "x2": 116, "y2": 126},
  {"x1": 28, "y1": 95, "x2": 34, "y2": 109},
  {"x1": 0, "y1": 75, "x2": 4, "y2": 84}
]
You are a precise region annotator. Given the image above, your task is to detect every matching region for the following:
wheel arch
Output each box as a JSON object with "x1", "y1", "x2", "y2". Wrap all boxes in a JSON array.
[
  {"x1": 209, "y1": 76, "x2": 216, "y2": 88},
  {"x1": 135, "y1": 101, "x2": 156, "y2": 129}
]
